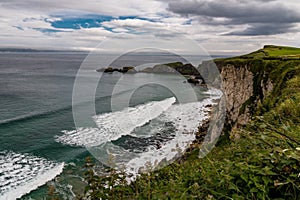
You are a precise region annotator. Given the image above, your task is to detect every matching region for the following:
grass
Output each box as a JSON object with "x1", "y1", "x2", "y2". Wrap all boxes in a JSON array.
[
  {"x1": 263, "y1": 45, "x2": 300, "y2": 57},
  {"x1": 214, "y1": 45, "x2": 300, "y2": 62},
  {"x1": 242, "y1": 45, "x2": 300, "y2": 59}
]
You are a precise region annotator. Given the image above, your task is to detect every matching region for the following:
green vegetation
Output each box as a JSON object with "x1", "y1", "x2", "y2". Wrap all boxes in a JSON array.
[
  {"x1": 141, "y1": 62, "x2": 202, "y2": 76},
  {"x1": 164, "y1": 62, "x2": 185, "y2": 68},
  {"x1": 241, "y1": 45, "x2": 300, "y2": 60},
  {"x1": 214, "y1": 45, "x2": 300, "y2": 63},
  {"x1": 75, "y1": 46, "x2": 300, "y2": 199},
  {"x1": 263, "y1": 45, "x2": 300, "y2": 57}
]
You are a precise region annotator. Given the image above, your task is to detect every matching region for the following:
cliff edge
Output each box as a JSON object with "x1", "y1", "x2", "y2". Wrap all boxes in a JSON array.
[{"x1": 200, "y1": 45, "x2": 300, "y2": 132}]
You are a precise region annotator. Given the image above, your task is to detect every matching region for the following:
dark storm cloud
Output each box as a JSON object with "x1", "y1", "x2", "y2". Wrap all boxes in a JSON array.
[
  {"x1": 226, "y1": 23, "x2": 296, "y2": 36},
  {"x1": 167, "y1": 0, "x2": 300, "y2": 35}
]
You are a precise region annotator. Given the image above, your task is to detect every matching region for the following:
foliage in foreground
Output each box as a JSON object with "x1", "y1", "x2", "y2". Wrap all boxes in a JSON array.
[{"x1": 78, "y1": 58, "x2": 300, "y2": 200}]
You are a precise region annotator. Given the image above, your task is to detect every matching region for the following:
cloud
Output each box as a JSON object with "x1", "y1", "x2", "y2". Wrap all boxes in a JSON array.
[
  {"x1": 0, "y1": 0, "x2": 299, "y2": 54},
  {"x1": 0, "y1": 0, "x2": 171, "y2": 50},
  {"x1": 167, "y1": 0, "x2": 300, "y2": 35},
  {"x1": 226, "y1": 23, "x2": 296, "y2": 36},
  {"x1": 103, "y1": 18, "x2": 164, "y2": 29},
  {"x1": 0, "y1": 0, "x2": 166, "y2": 18},
  {"x1": 101, "y1": 18, "x2": 195, "y2": 38},
  {"x1": 33, "y1": 28, "x2": 70, "y2": 33}
]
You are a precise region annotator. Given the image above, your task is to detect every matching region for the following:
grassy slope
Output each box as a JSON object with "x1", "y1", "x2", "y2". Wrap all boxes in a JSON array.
[
  {"x1": 249, "y1": 45, "x2": 300, "y2": 57},
  {"x1": 81, "y1": 46, "x2": 300, "y2": 200}
]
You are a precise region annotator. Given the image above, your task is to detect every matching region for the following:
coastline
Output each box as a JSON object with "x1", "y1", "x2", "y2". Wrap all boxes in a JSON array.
[
  {"x1": 122, "y1": 93, "x2": 220, "y2": 180},
  {"x1": 77, "y1": 45, "x2": 300, "y2": 199}
]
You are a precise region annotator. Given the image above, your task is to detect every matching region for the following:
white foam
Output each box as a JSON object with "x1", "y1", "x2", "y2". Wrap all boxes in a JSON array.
[
  {"x1": 124, "y1": 98, "x2": 216, "y2": 179},
  {"x1": 204, "y1": 87, "x2": 223, "y2": 99},
  {"x1": 0, "y1": 151, "x2": 64, "y2": 200},
  {"x1": 55, "y1": 95, "x2": 221, "y2": 181},
  {"x1": 56, "y1": 97, "x2": 176, "y2": 147}
]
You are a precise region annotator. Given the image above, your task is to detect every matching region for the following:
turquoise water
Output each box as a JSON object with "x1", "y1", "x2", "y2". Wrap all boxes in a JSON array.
[{"x1": 0, "y1": 52, "x2": 213, "y2": 199}]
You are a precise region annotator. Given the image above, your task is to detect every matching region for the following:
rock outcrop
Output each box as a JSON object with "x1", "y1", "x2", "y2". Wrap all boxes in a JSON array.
[
  {"x1": 141, "y1": 64, "x2": 177, "y2": 73},
  {"x1": 141, "y1": 62, "x2": 205, "y2": 84},
  {"x1": 200, "y1": 57, "x2": 276, "y2": 130},
  {"x1": 97, "y1": 66, "x2": 137, "y2": 73},
  {"x1": 140, "y1": 62, "x2": 201, "y2": 76},
  {"x1": 219, "y1": 64, "x2": 253, "y2": 126}
]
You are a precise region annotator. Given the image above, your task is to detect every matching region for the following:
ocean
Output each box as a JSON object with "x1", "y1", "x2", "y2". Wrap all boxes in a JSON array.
[{"x1": 0, "y1": 52, "x2": 220, "y2": 199}]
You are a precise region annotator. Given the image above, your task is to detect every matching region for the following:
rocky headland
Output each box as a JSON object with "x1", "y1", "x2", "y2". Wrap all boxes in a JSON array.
[
  {"x1": 97, "y1": 62, "x2": 205, "y2": 84},
  {"x1": 84, "y1": 45, "x2": 300, "y2": 199}
]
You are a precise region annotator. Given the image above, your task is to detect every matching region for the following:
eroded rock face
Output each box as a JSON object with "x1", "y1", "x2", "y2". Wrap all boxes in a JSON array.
[
  {"x1": 220, "y1": 64, "x2": 254, "y2": 126},
  {"x1": 217, "y1": 63, "x2": 275, "y2": 128},
  {"x1": 262, "y1": 78, "x2": 274, "y2": 100}
]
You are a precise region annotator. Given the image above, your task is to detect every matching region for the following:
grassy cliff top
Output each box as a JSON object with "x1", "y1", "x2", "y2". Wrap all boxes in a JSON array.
[
  {"x1": 245, "y1": 45, "x2": 300, "y2": 58},
  {"x1": 215, "y1": 45, "x2": 300, "y2": 62}
]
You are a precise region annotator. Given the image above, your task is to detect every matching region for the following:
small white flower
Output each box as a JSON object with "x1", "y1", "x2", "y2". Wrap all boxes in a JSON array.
[
  {"x1": 282, "y1": 149, "x2": 289, "y2": 152},
  {"x1": 296, "y1": 147, "x2": 300, "y2": 151}
]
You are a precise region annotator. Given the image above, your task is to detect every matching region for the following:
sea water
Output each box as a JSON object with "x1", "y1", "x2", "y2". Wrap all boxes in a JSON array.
[{"x1": 0, "y1": 52, "x2": 220, "y2": 199}]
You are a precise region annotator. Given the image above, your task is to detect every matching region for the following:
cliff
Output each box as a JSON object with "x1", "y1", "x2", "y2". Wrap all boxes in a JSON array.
[{"x1": 200, "y1": 45, "x2": 300, "y2": 132}]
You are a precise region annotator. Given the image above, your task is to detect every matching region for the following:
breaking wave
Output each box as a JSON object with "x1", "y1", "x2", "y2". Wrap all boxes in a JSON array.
[{"x1": 0, "y1": 151, "x2": 64, "y2": 200}]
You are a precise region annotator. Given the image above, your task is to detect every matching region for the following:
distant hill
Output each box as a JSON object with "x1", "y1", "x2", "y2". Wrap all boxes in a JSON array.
[{"x1": 0, "y1": 48, "x2": 85, "y2": 53}]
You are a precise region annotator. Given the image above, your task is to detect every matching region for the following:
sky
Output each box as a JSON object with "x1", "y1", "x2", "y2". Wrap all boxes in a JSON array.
[{"x1": 1, "y1": 0, "x2": 300, "y2": 55}]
